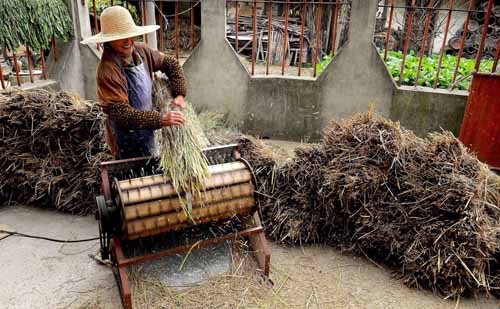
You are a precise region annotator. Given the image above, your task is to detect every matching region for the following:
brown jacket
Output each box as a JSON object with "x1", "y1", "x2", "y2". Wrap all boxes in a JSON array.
[{"x1": 96, "y1": 42, "x2": 187, "y2": 156}]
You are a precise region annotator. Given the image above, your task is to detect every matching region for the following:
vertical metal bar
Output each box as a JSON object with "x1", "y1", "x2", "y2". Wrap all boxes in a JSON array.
[
  {"x1": 398, "y1": 0, "x2": 416, "y2": 85},
  {"x1": 415, "y1": 0, "x2": 434, "y2": 86},
  {"x1": 433, "y1": 0, "x2": 454, "y2": 89},
  {"x1": 331, "y1": 1, "x2": 340, "y2": 56},
  {"x1": 111, "y1": 0, "x2": 114, "y2": 5},
  {"x1": 251, "y1": 0, "x2": 256, "y2": 75},
  {"x1": 0, "y1": 61, "x2": 5, "y2": 89},
  {"x1": 126, "y1": 0, "x2": 129, "y2": 9},
  {"x1": 235, "y1": 0, "x2": 239, "y2": 51},
  {"x1": 92, "y1": 0, "x2": 100, "y2": 50},
  {"x1": 493, "y1": 39, "x2": 500, "y2": 72},
  {"x1": 26, "y1": 45, "x2": 34, "y2": 83},
  {"x1": 175, "y1": 0, "x2": 179, "y2": 60},
  {"x1": 384, "y1": 0, "x2": 395, "y2": 62},
  {"x1": 266, "y1": 1, "x2": 273, "y2": 75},
  {"x1": 451, "y1": 0, "x2": 474, "y2": 87},
  {"x1": 281, "y1": 0, "x2": 289, "y2": 75},
  {"x1": 52, "y1": 35, "x2": 58, "y2": 61},
  {"x1": 475, "y1": 0, "x2": 494, "y2": 72},
  {"x1": 313, "y1": 0, "x2": 323, "y2": 78},
  {"x1": 12, "y1": 52, "x2": 21, "y2": 86},
  {"x1": 142, "y1": 0, "x2": 148, "y2": 44},
  {"x1": 298, "y1": 0, "x2": 306, "y2": 76},
  {"x1": 191, "y1": 0, "x2": 195, "y2": 51},
  {"x1": 40, "y1": 48, "x2": 47, "y2": 80},
  {"x1": 159, "y1": 0, "x2": 164, "y2": 51}
]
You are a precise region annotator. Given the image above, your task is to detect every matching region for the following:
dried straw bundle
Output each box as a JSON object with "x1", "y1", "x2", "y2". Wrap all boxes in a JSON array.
[
  {"x1": 240, "y1": 111, "x2": 500, "y2": 297},
  {"x1": 0, "y1": 89, "x2": 109, "y2": 214},
  {"x1": 152, "y1": 77, "x2": 210, "y2": 219}
]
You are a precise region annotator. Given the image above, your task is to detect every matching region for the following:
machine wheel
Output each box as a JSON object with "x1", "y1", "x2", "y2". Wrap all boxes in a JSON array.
[{"x1": 96, "y1": 195, "x2": 111, "y2": 260}]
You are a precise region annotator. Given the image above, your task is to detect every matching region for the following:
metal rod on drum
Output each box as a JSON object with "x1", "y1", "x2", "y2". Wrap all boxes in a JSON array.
[
  {"x1": 331, "y1": 0, "x2": 340, "y2": 57},
  {"x1": 252, "y1": 0, "x2": 257, "y2": 75},
  {"x1": 398, "y1": 0, "x2": 416, "y2": 85},
  {"x1": 40, "y1": 48, "x2": 47, "y2": 79},
  {"x1": 235, "y1": 0, "x2": 239, "y2": 51},
  {"x1": 121, "y1": 168, "x2": 253, "y2": 205},
  {"x1": 450, "y1": 0, "x2": 474, "y2": 89},
  {"x1": 124, "y1": 183, "x2": 255, "y2": 220},
  {"x1": 474, "y1": 0, "x2": 494, "y2": 72},
  {"x1": 26, "y1": 45, "x2": 34, "y2": 83},
  {"x1": 415, "y1": 0, "x2": 434, "y2": 86},
  {"x1": 127, "y1": 197, "x2": 255, "y2": 235},
  {"x1": 175, "y1": 0, "x2": 179, "y2": 60},
  {"x1": 118, "y1": 161, "x2": 248, "y2": 191},
  {"x1": 281, "y1": 0, "x2": 289, "y2": 75},
  {"x1": 298, "y1": 0, "x2": 306, "y2": 76},
  {"x1": 266, "y1": 1, "x2": 273, "y2": 75},
  {"x1": 384, "y1": 0, "x2": 395, "y2": 62},
  {"x1": 12, "y1": 52, "x2": 21, "y2": 86},
  {"x1": 433, "y1": 0, "x2": 455, "y2": 89},
  {"x1": 313, "y1": 0, "x2": 323, "y2": 78}
]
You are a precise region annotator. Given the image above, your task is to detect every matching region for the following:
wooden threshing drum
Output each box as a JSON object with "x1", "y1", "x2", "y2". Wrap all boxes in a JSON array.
[{"x1": 113, "y1": 161, "x2": 256, "y2": 240}]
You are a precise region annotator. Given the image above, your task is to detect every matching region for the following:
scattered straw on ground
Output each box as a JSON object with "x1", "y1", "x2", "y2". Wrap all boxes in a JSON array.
[{"x1": 128, "y1": 241, "x2": 290, "y2": 308}]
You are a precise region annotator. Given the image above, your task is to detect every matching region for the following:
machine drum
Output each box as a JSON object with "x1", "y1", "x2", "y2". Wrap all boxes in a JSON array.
[{"x1": 113, "y1": 161, "x2": 256, "y2": 239}]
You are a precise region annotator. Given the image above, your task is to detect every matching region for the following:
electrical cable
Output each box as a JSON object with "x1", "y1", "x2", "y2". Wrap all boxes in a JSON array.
[{"x1": 0, "y1": 230, "x2": 99, "y2": 243}]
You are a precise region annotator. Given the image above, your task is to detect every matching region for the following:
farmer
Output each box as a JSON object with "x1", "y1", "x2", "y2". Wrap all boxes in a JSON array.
[{"x1": 81, "y1": 6, "x2": 186, "y2": 159}]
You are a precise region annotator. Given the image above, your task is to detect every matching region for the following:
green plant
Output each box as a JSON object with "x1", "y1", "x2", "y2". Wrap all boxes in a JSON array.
[
  {"x1": 0, "y1": 0, "x2": 73, "y2": 51},
  {"x1": 93, "y1": 0, "x2": 141, "y2": 28},
  {"x1": 383, "y1": 50, "x2": 494, "y2": 90},
  {"x1": 316, "y1": 53, "x2": 333, "y2": 75}
]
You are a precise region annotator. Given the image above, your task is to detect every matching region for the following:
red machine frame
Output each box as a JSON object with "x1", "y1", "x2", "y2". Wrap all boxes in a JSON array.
[{"x1": 98, "y1": 146, "x2": 270, "y2": 309}]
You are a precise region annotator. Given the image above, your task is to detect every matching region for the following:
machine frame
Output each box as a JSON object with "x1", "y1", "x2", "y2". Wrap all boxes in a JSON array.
[{"x1": 95, "y1": 144, "x2": 270, "y2": 309}]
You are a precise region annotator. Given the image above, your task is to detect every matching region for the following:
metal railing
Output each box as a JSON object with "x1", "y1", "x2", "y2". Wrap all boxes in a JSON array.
[
  {"x1": 377, "y1": 0, "x2": 500, "y2": 90},
  {"x1": 89, "y1": 0, "x2": 201, "y2": 60},
  {"x1": 225, "y1": 0, "x2": 352, "y2": 77},
  {"x1": 0, "y1": 44, "x2": 51, "y2": 90}
]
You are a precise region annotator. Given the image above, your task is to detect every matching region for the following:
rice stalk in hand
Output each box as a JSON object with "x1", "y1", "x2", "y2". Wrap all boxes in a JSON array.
[{"x1": 153, "y1": 77, "x2": 210, "y2": 222}]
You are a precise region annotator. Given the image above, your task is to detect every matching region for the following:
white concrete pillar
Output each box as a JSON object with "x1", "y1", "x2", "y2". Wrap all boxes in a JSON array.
[{"x1": 146, "y1": 1, "x2": 158, "y2": 50}]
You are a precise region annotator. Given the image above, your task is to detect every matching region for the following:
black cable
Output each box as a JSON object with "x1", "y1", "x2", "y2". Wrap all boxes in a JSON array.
[{"x1": 0, "y1": 230, "x2": 99, "y2": 243}]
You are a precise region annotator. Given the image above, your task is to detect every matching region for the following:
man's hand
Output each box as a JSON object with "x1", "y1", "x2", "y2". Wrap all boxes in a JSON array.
[
  {"x1": 161, "y1": 111, "x2": 185, "y2": 127},
  {"x1": 170, "y1": 95, "x2": 186, "y2": 110}
]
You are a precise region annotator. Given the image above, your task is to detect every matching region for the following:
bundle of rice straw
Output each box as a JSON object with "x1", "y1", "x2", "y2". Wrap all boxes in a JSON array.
[
  {"x1": 153, "y1": 76, "x2": 210, "y2": 220},
  {"x1": 238, "y1": 110, "x2": 500, "y2": 298},
  {"x1": 0, "y1": 89, "x2": 109, "y2": 214}
]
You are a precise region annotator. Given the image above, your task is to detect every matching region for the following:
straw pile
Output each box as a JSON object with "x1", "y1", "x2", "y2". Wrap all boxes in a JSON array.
[
  {"x1": 0, "y1": 89, "x2": 109, "y2": 214},
  {"x1": 240, "y1": 111, "x2": 500, "y2": 297}
]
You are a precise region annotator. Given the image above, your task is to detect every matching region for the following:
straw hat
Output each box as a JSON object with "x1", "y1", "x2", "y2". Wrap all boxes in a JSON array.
[{"x1": 81, "y1": 6, "x2": 159, "y2": 44}]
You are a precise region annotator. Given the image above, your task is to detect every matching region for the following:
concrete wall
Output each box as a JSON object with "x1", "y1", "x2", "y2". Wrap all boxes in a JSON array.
[
  {"x1": 319, "y1": 0, "x2": 394, "y2": 128},
  {"x1": 51, "y1": 0, "x2": 469, "y2": 140},
  {"x1": 244, "y1": 77, "x2": 322, "y2": 141},
  {"x1": 183, "y1": 0, "x2": 249, "y2": 127},
  {"x1": 46, "y1": 0, "x2": 99, "y2": 100},
  {"x1": 391, "y1": 86, "x2": 468, "y2": 137}
]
